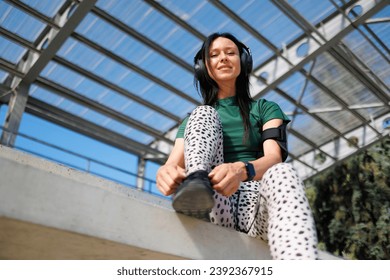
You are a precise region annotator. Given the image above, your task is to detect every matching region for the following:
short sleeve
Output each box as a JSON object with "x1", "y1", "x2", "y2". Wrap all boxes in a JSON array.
[
  {"x1": 257, "y1": 99, "x2": 290, "y2": 125},
  {"x1": 175, "y1": 116, "x2": 189, "y2": 139}
]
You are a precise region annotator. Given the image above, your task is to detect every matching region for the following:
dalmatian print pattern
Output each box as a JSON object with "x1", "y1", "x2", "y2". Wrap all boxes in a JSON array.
[{"x1": 184, "y1": 105, "x2": 319, "y2": 260}]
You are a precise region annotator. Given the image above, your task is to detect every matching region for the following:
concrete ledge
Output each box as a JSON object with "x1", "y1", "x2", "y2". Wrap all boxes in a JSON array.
[
  {"x1": 0, "y1": 145, "x2": 273, "y2": 259},
  {"x1": 0, "y1": 145, "x2": 339, "y2": 260}
]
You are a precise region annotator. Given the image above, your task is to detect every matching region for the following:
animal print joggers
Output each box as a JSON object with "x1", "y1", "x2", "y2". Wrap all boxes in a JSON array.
[{"x1": 184, "y1": 105, "x2": 319, "y2": 260}]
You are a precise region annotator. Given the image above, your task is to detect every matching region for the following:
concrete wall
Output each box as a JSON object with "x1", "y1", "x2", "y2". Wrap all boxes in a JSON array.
[
  {"x1": 0, "y1": 145, "x2": 338, "y2": 260},
  {"x1": 0, "y1": 216, "x2": 183, "y2": 260}
]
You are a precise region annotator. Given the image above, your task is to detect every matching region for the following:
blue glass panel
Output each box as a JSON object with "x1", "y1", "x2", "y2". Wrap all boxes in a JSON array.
[
  {"x1": 0, "y1": 1, "x2": 46, "y2": 42},
  {"x1": 0, "y1": 36, "x2": 27, "y2": 64},
  {"x1": 29, "y1": 84, "x2": 155, "y2": 144},
  {"x1": 156, "y1": 0, "x2": 272, "y2": 66},
  {"x1": 287, "y1": 0, "x2": 338, "y2": 25},
  {"x1": 20, "y1": 0, "x2": 66, "y2": 18},
  {"x1": 40, "y1": 61, "x2": 176, "y2": 132},
  {"x1": 0, "y1": 69, "x2": 8, "y2": 83}
]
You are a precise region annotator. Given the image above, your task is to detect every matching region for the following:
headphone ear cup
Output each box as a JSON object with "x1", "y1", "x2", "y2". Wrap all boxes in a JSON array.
[
  {"x1": 241, "y1": 46, "x2": 253, "y2": 75},
  {"x1": 194, "y1": 49, "x2": 205, "y2": 80},
  {"x1": 194, "y1": 58, "x2": 205, "y2": 80}
]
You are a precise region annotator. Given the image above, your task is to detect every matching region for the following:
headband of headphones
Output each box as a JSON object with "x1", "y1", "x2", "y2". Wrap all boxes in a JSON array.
[{"x1": 194, "y1": 40, "x2": 253, "y2": 79}]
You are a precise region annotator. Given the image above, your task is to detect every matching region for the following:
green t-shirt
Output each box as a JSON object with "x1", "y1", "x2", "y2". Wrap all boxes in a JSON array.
[{"x1": 176, "y1": 97, "x2": 290, "y2": 163}]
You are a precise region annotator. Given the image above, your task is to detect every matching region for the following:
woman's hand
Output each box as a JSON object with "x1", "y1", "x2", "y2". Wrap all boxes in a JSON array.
[
  {"x1": 156, "y1": 164, "x2": 186, "y2": 196},
  {"x1": 208, "y1": 162, "x2": 246, "y2": 197},
  {"x1": 156, "y1": 138, "x2": 185, "y2": 196}
]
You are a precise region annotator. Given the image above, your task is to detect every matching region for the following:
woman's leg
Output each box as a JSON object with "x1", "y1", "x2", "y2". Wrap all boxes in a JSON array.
[
  {"x1": 175, "y1": 106, "x2": 233, "y2": 225},
  {"x1": 247, "y1": 163, "x2": 319, "y2": 260},
  {"x1": 179, "y1": 106, "x2": 318, "y2": 259},
  {"x1": 184, "y1": 105, "x2": 223, "y2": 174}
]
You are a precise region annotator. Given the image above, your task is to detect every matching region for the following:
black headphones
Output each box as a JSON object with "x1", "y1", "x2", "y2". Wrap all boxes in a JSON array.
[{"x1": 194, "y1": 41, "x2": 253, "y2": 79}]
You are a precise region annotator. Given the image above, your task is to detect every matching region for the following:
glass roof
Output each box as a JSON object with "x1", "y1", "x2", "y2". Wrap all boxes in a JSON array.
[{"x1": 0, "y1": 0, "x2": 389, "y2": 182}]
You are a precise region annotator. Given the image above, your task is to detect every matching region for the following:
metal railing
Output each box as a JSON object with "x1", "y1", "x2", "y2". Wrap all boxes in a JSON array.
[{"x1": 0, "y1": 125, "x2": 167, "y2": 199}]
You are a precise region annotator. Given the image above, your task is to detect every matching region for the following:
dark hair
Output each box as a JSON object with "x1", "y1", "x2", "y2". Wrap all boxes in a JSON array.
[{"x1": 193, "y1": 32, "x2": 253, "y2": 140}]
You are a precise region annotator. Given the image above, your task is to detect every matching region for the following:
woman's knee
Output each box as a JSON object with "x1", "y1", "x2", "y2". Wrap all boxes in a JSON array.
[
  {"x1": 187, "y1": 105, "x2": 222, "y2": 133},
  {"x1": 261, "y1": 162, "x2": 304, "y2": 191},
  {"x1": 190, "y1": 105, "x2": 218, "y2": 118}
]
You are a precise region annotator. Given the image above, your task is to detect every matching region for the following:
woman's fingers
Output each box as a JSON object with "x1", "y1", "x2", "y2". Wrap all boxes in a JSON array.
[
  {"x1": 209, "y1": 163, "x2": 241, "y2": 196},
  {"x1": 156, "y1": 165, "x2": 186, "y2": 196},
  {"x1": 175, "y1": 166, "x2": 186, "y2": 182},
  {"x1": 157, "y1": 176, "x2": 176, "y2": 196}
]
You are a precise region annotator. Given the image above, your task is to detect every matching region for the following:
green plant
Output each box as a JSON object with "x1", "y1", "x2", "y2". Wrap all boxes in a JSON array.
[{"x1": 305, "y1": 136, "x2": 390, "y2": 259}]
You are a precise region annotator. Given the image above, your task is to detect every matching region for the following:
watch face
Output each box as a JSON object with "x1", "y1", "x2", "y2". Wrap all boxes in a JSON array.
[{"x1": 245, "y1": 162, "x2": 255, "y2": 181}]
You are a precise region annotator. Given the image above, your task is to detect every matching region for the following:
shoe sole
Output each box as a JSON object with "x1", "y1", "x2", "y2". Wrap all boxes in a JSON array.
[{"x1": 172, "y1": 181, "x2": 214, "y2": 221}]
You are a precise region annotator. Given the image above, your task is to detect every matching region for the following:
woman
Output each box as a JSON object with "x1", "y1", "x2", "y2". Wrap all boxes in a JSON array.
[{"x1": 156, "y1": 32, "x2": 318, "y2": 260}]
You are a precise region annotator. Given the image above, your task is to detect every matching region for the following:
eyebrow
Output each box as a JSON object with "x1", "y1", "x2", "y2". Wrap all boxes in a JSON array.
[{"x1": 209, "y1": 46, "x2": 238, "y2": 53}]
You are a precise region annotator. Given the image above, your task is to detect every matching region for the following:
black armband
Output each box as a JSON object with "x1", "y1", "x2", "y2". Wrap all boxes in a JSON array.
[{"x1": 261, "y1": 123, "x2": 289, "y2": 162}]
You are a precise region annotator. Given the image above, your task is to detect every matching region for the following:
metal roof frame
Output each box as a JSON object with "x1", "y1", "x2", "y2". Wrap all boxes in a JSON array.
[{"x1": 0, "y1": 0, "x2": 389, "y2": 183}]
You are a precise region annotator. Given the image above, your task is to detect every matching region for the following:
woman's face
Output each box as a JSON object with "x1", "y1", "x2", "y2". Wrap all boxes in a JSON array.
[{"x1": 206, "y1": 37, "x2": 241, "y2": 84}]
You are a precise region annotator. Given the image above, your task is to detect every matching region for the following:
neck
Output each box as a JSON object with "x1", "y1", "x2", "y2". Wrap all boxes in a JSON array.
[{"x1": 217, "y1": 81, "x2": 236, "y2": 99}]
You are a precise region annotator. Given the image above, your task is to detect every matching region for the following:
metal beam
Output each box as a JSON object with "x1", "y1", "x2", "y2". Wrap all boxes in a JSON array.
[
  {"x1": 0, "y1": 0, "x2": 97, "y2": 148},
  {"x1": 144, "y1": 0, "x2": 341, "y2": 158},
  {"x1": 300, "y1": 68, "x2": 384, "y2": 137},
  {"x1": 271, "y1": 0, "x2": 390, "y2": 107},
  {"x1": 1, "y1": 0, "x2": 185, "y2": 166},
  {"x1": 143, "y1": 0, "x2": 205, "y2": 41},
  {"x1": 0, "y1": 89, "x2": 12, "y2": 104},
  {"x1": 1, "y1": 2, "x2": 201, "y2": 108},
  {"x1": 206, "y1": 0, "x2": 374, "y2": 151},
  {"x1": 52, "y1": 55, "x2": 181, "y2": 122},
  {"x1": 0, "y1": 58, "x2": 23, "y2": 79},
  {"x1": 0, "y1": 81, "x2": 29, "y2": 146},
  {"x1": 209, "y1": 0, "x2": 281, "y2": 54},
  {"x1": 25, "y1": 97, "x2": 168, "y2": 164},
  {"x1": 252, "y1": 0, "x2": 387, "y2": 99},
  {"x1": 365, "y1": 17, "x2": 390, "y2": 24},
  {"x1": 34, "y1": 77, "x2": 174, "y2": 145},
  {"x1": 329, "y1": 44, "x2": 390, "y2": 106},
  {"x1": 91, "y1": 6, "x2": 193, "y2": 73},
  {"x1": 22, "y1": 0, "x2": 97, "y2": 84},
  {"x1": 5, "y1": 0, "x2": 58, "y2": 29},
  {"x1": 262, "y1": 0, "x2": 388, "y2": 151},
  {"x1": 0, "y1": 12, "x2": 196, "y2": 124},
  {"x1": 328, "y1": 0, "x2": 390, "y2": 61},
  {"x1": 299, "y1": 112, "x2": 390, "y2": 180},
  {"x1": 287, "y1": 151, "x2": 318, "y2": 173},
  {"x1": 71, "y1": 32, "x2": 200, "y2": 106},
  {"x1": 289, "y1": 129, "x2": 336, "y2": 161},
  {"x1": 286, "y1": 102, "x2": 388, "y2": 114},
  {"x1": 0, "y1": 26, "x2": 39, "y2": 54},
  {"x1": 188, "y1": 0, "x2": 383, "y2": 142},
  {"x1": 273, "y1": 85, "x2": 358, "y2": 147}
]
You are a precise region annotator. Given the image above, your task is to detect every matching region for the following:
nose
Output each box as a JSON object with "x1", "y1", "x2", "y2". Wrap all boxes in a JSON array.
[{"x1": 220, "y1": 52, "x2": 228, "y2": 62}]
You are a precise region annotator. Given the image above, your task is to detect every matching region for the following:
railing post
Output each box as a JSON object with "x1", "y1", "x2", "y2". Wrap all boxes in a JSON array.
[{"x1": 136, "y1": 157, "x2": 146, "y2": 191}]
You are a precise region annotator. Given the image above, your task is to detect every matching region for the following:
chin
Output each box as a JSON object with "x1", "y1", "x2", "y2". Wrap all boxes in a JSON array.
[{"x1": 215, "y1": 75, "x2": 239, "y2": 82}]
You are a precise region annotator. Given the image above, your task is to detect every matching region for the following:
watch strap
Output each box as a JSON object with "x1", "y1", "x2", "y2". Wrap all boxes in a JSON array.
[{"x1": 243, "y1": 161, "x2": 255, "y2": 182}]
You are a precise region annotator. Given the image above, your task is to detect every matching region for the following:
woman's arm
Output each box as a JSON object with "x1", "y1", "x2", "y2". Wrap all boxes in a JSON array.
[
  {"x1": 156, "y1": 138, "x2": 186, "y2": 196},
  {"x1": 249, "y1": 118, "x2": 283, "y2": 180},
  {"x1": 209, "y1": 118, "x2": 284, "y2": 196}
]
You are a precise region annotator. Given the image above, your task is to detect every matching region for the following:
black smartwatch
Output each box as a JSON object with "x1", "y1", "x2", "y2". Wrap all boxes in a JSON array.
[{"x1": 243, "y1": 161, "x2": 255, "y2": 182}]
